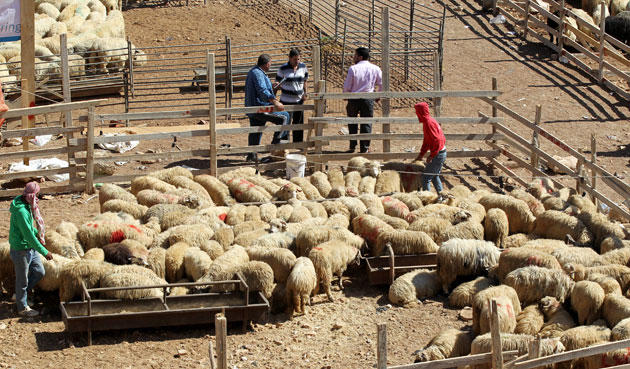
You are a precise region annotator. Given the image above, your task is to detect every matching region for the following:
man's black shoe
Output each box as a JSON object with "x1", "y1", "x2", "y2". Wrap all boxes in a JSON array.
[
  {"x1": 246, "y1": 153, "x2": 258, "y2": 162},
  {"x1": 346, "y1": 147, "x2": 356, "y2": 153}
]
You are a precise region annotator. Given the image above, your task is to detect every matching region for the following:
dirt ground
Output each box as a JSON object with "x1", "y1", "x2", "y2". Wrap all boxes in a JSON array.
[{"x1": 1, "y1": 0, "x2": 630, "y2": 367}]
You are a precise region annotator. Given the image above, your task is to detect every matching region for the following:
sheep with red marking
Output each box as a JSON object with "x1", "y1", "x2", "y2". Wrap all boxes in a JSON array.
[
  {"x1": 478, "y1": 295, "x2": 517, "y2": 334},
  {"x1": 227, "y1": 178, "x2": 271, "y2": 203},
  {"x1": 472, "y1": 285, "x2": 521, "y2": 334},
  {"x1": 381, "y1": 196, "x2": 410, "y2": 220},
  {"x1": 351, "y1": 214, "x2": 395, "y2": 251},
  {"x1": 494, "y1": 247, "x2": 562, "y2": 282}
]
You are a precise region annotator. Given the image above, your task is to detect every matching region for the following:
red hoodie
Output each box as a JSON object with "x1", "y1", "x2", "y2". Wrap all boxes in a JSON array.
[{"x1": 416, "y1": 102, "x2": 445, "y2": 160}]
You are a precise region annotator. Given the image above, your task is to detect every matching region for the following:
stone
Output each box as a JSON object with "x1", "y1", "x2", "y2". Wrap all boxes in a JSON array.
[
  {"x1": 331, "y1": 322, "x2": 344, "y2": 330},
  {"x1": 94, "y1": 162, "x2": 116, "y2": 176},
  {"x1": 459, "y1": 307, "x2": 473, "y2": 321}
]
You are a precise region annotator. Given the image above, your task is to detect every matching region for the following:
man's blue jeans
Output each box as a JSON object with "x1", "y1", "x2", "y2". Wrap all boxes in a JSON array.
[
  {"x1": 247, "y1": 112, "x2": 290, "y2": 146},
  {"x1": 10, "y1": 248, "x2": 45, "y2": 311},
  {"x1": 421, "y1": 149, "x2": 447, "y2": 193}
]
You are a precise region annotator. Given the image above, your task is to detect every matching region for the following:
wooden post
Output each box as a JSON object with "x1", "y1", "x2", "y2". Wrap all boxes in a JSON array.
[
  {"x1": 21, "y1": 0, "x2": 35, "y2": 165},
  {"x1": 207, "y1": 52, "x2": 217, "y2": 177},
  {"x1": 341, "y1": 19, "x2": 347, "y2": 78},
  {"x1": 381, "y1": 7, "x2": 391, "y2": 153},
  {"x1": 20, "y1": 79, "x2": 31, "y2": 165},
  {"x1": 597, "y1": 1, "x2": 606, "y2": 83},
  {"x1": 85, "y1": 107, "x2": 95, "y2": 194},
  {"x1": 489, "y1": 299, "x2": 504, "y2": 369},
  {"x1": 60, "y1": 33, "x2": 76, "y2": 188},
  {"x1": 225, "y1": 36, "x2": 232, "y2": 119},
  {"x1": 591, "y1": 134, "x2": 598, "y2": 209},
  {"x1": 308, "y1": 0, "x2": 312, "y2": 22},
  {"x1": 126, "y1": 39, "x2": 134, "y2": 127},
  {"x1": 404, "y1": 33, "x2": 409, "y2": 81},
  {"x1": 491, "y1": 77, "x2": 498, "y2": 144},
  {"x1": 558, "y1": 0, "x2": 566, "y2": 54},
  {"x1": 335, "y1": 0, "x2": 340, "y2": 39},
  {"x1": 531, "y1": 105, "x2": 541, "y2": 169},
  {"x1": 528, "y1": 338, "x2": 541, "y2": 360},
  {"x1": 576, "y1": 152, "x2": 584, "y2": 195},
  {"x1": 432, "y1": 51, "x2": 441, "y2": 116},
  {"x1": 523, "y1": 0, "x2": 531, "y2": 39},
  {"x1": 314, "y1": 80, "x2": 325, "y2": 172},
  {"x1": 368, "y1": 12, "x2": 373, "y2": 50},
  {"x1": 313, "y1": 45, "x2": 321, "y2": 84},
  {"x1": 377, "y1": 323, "x2": 387, "y2": 369},
  {"x1": 215, "y1": 314, "x2": 227, "y2": 369}
]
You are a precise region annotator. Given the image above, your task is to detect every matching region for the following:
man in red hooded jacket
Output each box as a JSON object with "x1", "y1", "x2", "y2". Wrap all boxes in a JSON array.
[{"x1": 414, "y1": 102, "x2": 446, "y2": 195}]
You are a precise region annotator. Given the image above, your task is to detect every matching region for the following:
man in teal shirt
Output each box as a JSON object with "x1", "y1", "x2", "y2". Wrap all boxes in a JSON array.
[{"x1": 9, "y1": 182, "x2": 52, "y2": 317}]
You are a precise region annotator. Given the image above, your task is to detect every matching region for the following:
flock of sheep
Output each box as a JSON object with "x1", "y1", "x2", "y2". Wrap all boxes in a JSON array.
[
  {"x1": 0, "y1": 0, "x2": 146, "y2": 85},
  {"x1": 0, "y1": 156, "x2": 629, "y2": 368}
]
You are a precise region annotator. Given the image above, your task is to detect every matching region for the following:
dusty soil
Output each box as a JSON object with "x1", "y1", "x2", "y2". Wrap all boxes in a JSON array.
[{"x1": 1, "y1": 0, "x2": 630, "y2": 368}]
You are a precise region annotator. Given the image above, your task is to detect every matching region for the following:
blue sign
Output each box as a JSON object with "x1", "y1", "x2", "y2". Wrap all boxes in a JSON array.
[{"x1": 0, "y1": 0, "x2": 19, "y2": 42}]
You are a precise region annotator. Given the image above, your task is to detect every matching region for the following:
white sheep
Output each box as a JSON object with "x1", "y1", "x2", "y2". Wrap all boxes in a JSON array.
[
  {"x1": 413, "y1": 328, "x2": 473, "y2": 363},
  {"x1": 308, "y1": 239, "x2": 361, "y2": 301},
  {"x1": 437, "y1": 239, "x2": 500, "y2": 293},
  {"x1": 484, "y1": 208, "x2": 508, "y2": 248},
  {"x1": 533, "y1": 210, "x2": 594, "y2": 247},
  {"x1": 479, "y1": 194, "x2": 536, "y2": 234},
  {"x1": 246, "y1": 246, "x2": 296, "y2": 283},
  {"x1": 448, "y1": 276, "x2": 494, "y2": 308},
  {"x1": 374, "y1": 230, "x2": 438, "y2": 257},
  {"x1": 183, "y1": 247, "x2": 213, "y2": 281},
  {"x1": 286, "y1": 257, "x2": 317, "y2": 316},
  {"x1": 515, "y1": 304, "x2": 545, "y2": 335},
  {"x1": 504, "y1": 266, "x2": 574, "y2": 305},
  {"x1": 309, "y1": 171, "x2": 332, "y2": 198},
  {"x1": 571, "y1": 280, "x2": 605, "y2": 325},
  {"x1": 388, "y1": 269, "x2": 441, "y2": 306},
  {"x1": 347, "y1": 156, "x2": 380, "y2": 177},
  {"x1": 472, "y1": 285, "x2": 522, "y2": 334}
]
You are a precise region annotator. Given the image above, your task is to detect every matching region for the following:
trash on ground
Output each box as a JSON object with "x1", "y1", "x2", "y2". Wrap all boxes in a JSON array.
[
  {"x1": 489, "y1": 14, "x2": 506, "y2": 24},
  {"x1": 29, "y1": 135, "x2": 52, "y2": 147},
  {"x1": 7, "y1": 158, "x2": 69, "y2": 182},
  {"x1": 97, "y1": 133, "x2": 139, "y2": 153}
]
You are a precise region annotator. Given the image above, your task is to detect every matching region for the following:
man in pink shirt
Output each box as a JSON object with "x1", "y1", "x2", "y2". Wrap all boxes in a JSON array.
[{"x1": 343, "y1": 47, "x2": 382, "y2": 153}]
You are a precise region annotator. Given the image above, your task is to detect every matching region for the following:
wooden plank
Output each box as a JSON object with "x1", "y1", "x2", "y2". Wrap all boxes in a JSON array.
[
  {"x1": 314, "y1": 79, "x2": 325, "y2": 172},
  {"x1": 21, "y1": 79, "x2": 31, "y2": 165},
  {"x1": 581, "y1": 180, "x2": 630, "y2": 220},
  {"x1": 604, "y1": 32, "x2": 630, "y2": 55},
  {"x1": 71, "y1": 129, "x2": 211, "y2": 146},
  {"x1": 598, "y1": 1, "x2": 606, "y2": 83},
  {"x1": 2, "y1": 126, "x2": 83, "y2": 139},
  {"x1": 0, "y1": 183, "x2": 83, "y2": 198},
  {"x1": 311, "y1": 133, "x2": 502, "y2": 141},
  {"x1": 490, "y1": 157, "x2": 530, "y2": 188},
  {"x1": 20, "y1": 0, "x2": 35, "y2": 165},
  {"x1": 389, "y1": 351, "x2": 519, "y2": 369},
  {"x1": 382, "y1": 6, "x2": 391, "y2": 153},
  {"x1": 490, "y1": 299, "x2": 504, "y2": 369},
  {"x1": 208, "y1": 52, "x2": 217, "y2": 177},
  {"x1": 308, "y1": 117, "x2": 504, "y2": 124},
  {"x1": 377, "y1": 323, "x2": 387, "y2": 369},
  {"x1": 602, "y1": 60, "x2": 630, "y2": 82},
  {"x1": 0, "y1": 166, "x2": 79, "y2": 181},
  {"x1": 591, "y1": 133, "x2": 598, "y2": 208},
  {"x1": 311, "y1": 150, "x2": 499, "y2": 162},
  {"x1": 1, "y1": 100, "x2": 106, "y2": 119},
  {"x1": 217, "y1": 124, "x2": 314, "y2": 135},
  {"x1": 215, "y1": 314, "x2": 227, "y2": 369},
  {"x1": 531, "y1": 105, "x2": 541, "y2": 169},
  {"x1": 0, "y1": 146, "x2": 81, "y2": 160},
  {"x1": 312, "y1": 90, "x2": 502, "y2": 100},
  {"x1": 513, "y1": 338, "x2": 630, "y2": 369},
  {"x1": 85, "y1": 107, "x2": 95, "y2": 194},
  {"x1": 218, "y1": 141, "x2": 315, "y2": 155},
  {"x1": 74, "y1": 149, "x2": 211, "y2": 164}
]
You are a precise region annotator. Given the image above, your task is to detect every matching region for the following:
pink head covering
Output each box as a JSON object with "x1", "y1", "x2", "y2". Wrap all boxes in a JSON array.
[{"x1": 23, "y1": 181, "x2": 45, "y2": 245}]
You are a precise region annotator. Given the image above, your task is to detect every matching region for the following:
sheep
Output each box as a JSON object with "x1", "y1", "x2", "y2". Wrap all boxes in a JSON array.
[
  {"x1": 494, "y1": 248, "x2": 562, "y2": 282},
  {"x1": 238, "y1": 261, "x2": 274, "y2": 298},
  {"x1": 504, "y1": 233, "x2": 537, "y2": 248},
  {"x1": 408, "y1": 217, "x2": 451, "y2": 241},
  {"x1": 601, "y1": 236, "x2": 630, "y2": 254},
  {"x1": 198, "y1": 245, "x2": 249, "y2": 291},
  {"x1": 612, "y1": 317, "x2": 630, "y2": 340},
  {"x1": 225, "y1": 178, "x2": 270, "y2": 202},
  {"x1": 560, "y1": 325, "x2": 611, "y2": 353},
  {"x1": 99, "y1": 271, "x2": 166, "y2": 300},
  {"x1": 510, "y1": 188, "x2": 545, "y2": 216},
  {"x1": 478, "y1": 295, "x2": 517, "y2": 334},
  {"x1": 566, "y1": 264, "x2": 630, "y2": 291},
  {"x1": 351, "y1": 214, "x2": 395, "y2": 249},
  {"x1": 59, "y1": 259, "x2": 115, "y2": 301},
  {"x1": 324, "y1": 213, "x2": 351, "y2": 229},
  {"x1": 533, "y1": 210, "x2": 593, "y2": 246},
  {"x1": 136, "y1": 189, "x2": 200, "y2": 208},
  {"x1": 470, "y1": 333, "x2": 565, "y2": 366},
  {"x1": 308, "y1": 171, "x2": 332, "y2": 198},
  {"x1": 295, "y1": 225, "x2": 364, "y2": 257},
  {"x1": 585, "y1": 272, "x2": 623, "y2": 295},
  {"x1": 219, "y1": 167, "x2": 257, "y2": 184},
  {"x1": 142, "y1": 204, "x2": 190, "y2": 224},
  {"x1": 359, "y1": 176, "x2": 376, "y2": 194},
  {"x1": 593, "y1": 3, "x2": 611, "y2": 26},
  {"x1": 83, "y1": 247, "x2": 105, "y2": 261},
  {"x1": 327, "y1": 186, "x2": 346, "y2": 198},
  {"x1": 302, "y1": 201, "x2": 328, "y2": 219},
  {"x1": 183, "y1": 247, "x2": 213, "y2": 281},
  {"x1": 437, "y1": 239, "x2": 500, "y2": 293},
  {"x1": 601, "y1": 247, "x2": 630, "y2": 266},
  {"x1": 167, "y1": 224, "x2": 215, "y2": 249},
  {"x1": 504, "y1": 266, "x2": 574, "y2": 305},
  {"x1": 56, "y1": 221, "x2": 82, "y2": 257},
  {"x1": 164, "y1": 241, "x2": 190, "y2": 282},
  {"x1": 440, "y1": 220, "x2": 485, "y2": 243},
  {"x1": 290, "y1": 177, "x2": 324, "y2": 200},
  {"x1": 286, "y1": 257, "x2": 318, "y2": 316},
  {"x1": 578, "y1": 211, "x2": 625, "y2": 251},
  {"x1": 77, "y1": 220, "x2": 152, "y2": 250},
  {"x1": 251, "y1": 231, "x2": 296, "y2": 249},
  {"x1": 553, "y1": 248, "x2": 602, "y2": 269},
  {"x1": 472, "y1": 285, "x2": 522, "y2": 334},
  {"x1": 288, "y1": 202, "x2": 312, "y2": 223},
  {"x1": 375, "y1": 230, "x2": 438, "y2": 257},
  {"x1": 408, "y1": 204, "x2": 471, "y2": 224},
  {"x1": 131, "y1": 176, "x2": 177, "y2": 195},
  {"x1": 521, "y1": 238, "x2": 568, "y2": 254},
  {"x1": 515, "y1": 304, "x2": 545, "y2": 335},
  {"x1": 342, "y1": 171, "x2": 361, "y2": 197},
  {"x1": 246, "y1": 175, "x2": 279, "y2": 198},
  {"x1": 338, "y1": 196, "x2": 368, "y2": 219},
  {"x1": 388, "y1": 269, "x2": 441, "y2": 306},
  {"x1": 391, "y1": 192, "x2": 424, "y2": 211},
  {"x1": 101, "y1": 199, "x2": 147, "y2": 220},
  {"x1": 612, "y1": 0, "x2": 630, "y2": 15},
  {"x1": 412, "y1": 328, "x2": 473, "y2": 363},
  {"x1": 381, "y1": 196, "x2": 410, "y2": 220},
  {"x1": 166, "y1": 175, "x2": 212, "y2": 202},
  {"x1": 347, "y1": 156, "x2": 381, "y2": 177},
  {"x1": 259, "y1": 203, "x2": 277, "y2": 222},
  {"x1": 270, "y1": 283, "x2": 288, "y2": 314},
  {"x1": 327, "y1": 167, "x2": 345, "y2": 188},
  {"x1": 98, "y1": 183, "x2": 136, "y2": 211},
  {"x1": 199, "y1": 240, "x2": 224, "y2": 260},
  {"x1": 233, "y1": 220, "x2": 269, "y2": 237},
  {"x1": 44, "y1": 231, "x2": 81, "y2": 259},
  {"x1": 382, "y1": 162, "x2": 424, "y2": 192},
  {"x1": 308, "y1": 239, "x2": 361, "y2": 301},
  {"x1": 538, "y1": 296, "x2": 577, "y2": 338},
  {"x1": 233, "y1": 229, "x2": 269, "y2": 248},
  {"x1": 448, "y1": 276, "x2": 494, "y2": 308},
  {"x1": 479, "y1": 194, "x2": 536, "y2": 234},
  {"x1": 484, "y1": 208, "x2": 508, "y2": 248},
  {"x1": 194, "y1": 175, "x2": 235, "y2": 206},
  {"x1": 102, "y1": 239, "x2": 149, "y2": 266},
  {"x1": 571, "y1": 280, "x2": 605, "y2": 325},
  {"x1": 322, "y1": 200, "x2": 351, "y2": 219},
  {"x1": 375, "y1": 170, "x2": 402, "y2": 194},
  {"x1": 212, "y1": 227, "x2": 234, "y2": 249},
  {"x1": 146, "y1": 247, "x2": 166, "y2": 279},
  {"x1": 603, "y1": 294, "x2": 630, "y2": 327},
  {"x1": 374, "y1": 213, "x2": 409, "y2": 230},
  {"x1": 246, "y1": 246, "x2": 296, "y2": 283}
]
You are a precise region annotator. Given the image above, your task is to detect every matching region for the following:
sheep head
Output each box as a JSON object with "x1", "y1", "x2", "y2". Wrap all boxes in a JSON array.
[
  {"x1": 363, "y1": 161, "x2": 381, "y2": 177},
  {"x1": 452, "y1": 210, "x2": 472, "y2": 224},
  {"x1": 539, "y1": 296, "x2": 562, "y2": 318},
  {"x1": 413, "y1": 347, "x2": 446, "y2": 363},
  {"x1": 269, "y1": 219, "x2": 287, "y2": 233}
]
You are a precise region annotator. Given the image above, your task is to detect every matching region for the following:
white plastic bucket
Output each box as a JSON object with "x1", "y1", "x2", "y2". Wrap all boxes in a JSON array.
[{"x1": 286, "y1": 153, "x2": 307, "y2": 179}]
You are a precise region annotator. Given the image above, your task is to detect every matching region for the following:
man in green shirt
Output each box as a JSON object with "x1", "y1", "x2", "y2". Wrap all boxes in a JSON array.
[{"x1": 9, "y1": 182, "x2": 52, "y2": 317}]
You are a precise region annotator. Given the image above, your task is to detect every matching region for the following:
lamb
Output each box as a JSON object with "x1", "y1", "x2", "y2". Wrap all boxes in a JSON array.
[
  {"x1": 308, "y1": 239, "x2": 361, "y2": 301},
  {"x1": 291, "y1": 177, "x2": 324, "y2": 200},
  {"x1": 509, "y1": 188, "x2": 545, "y2": 216},
  {"x1": 375, "y1": 230, "x2": 438, "y2": 257},
  {"x1": 102, "y1": 199, "x2": 147, "y2": 219},
  {"x1": 338, "y1": 196, "x2": 368, "y2": 219},
  {"x1": 238, "y1": 261, "x2": 274, "y2": 298},
  {"x1": 83, "y1": 247, "x2": 105, "y2": 261},
  {"x1": 472, "y1": 285, "x2": 522, "y2": 334},
  {"x1": 287, "y1": 202, "x2": 312, "y2": 223},
  {"x1": 194, "y1": 175, "x2": 235, "y2": 206},
  {"x1": 44, "y1": 231, "x2": 80, "y2": 259},
  {"x1": 166, "y1": 175, "x2": 212, "y2": 202},
  {"x1": 382, "y1": 162, "x2": 423, "y2": 192},
  {"x1": 164, "y1": 241, "x2": 190, "y2": 282},
  {"x1": 504, "y1": 266, "x2": 574, "y2": 305},
  {"x1": 515, "y1": 304, "x2": 545, "y2": 335},
  {"x1": 601, "y1": 236, "x2": 630, "y2": 254},
  {"x1": 585, "y1": 272, "x2": 623, "y2": 295},
  {"x1": 286, "y1": 257, "x2": 318, "y2": 316},
  {"x1": 99, "y1": 270, "x2": 166, "y2": 300},
  {"x1": 504, "y1": 233, "x2": 537, "y2": 248},
  {"x1": 183, "y1": 247, "x2": 213, "y2": 281},
  {"x1": 408, "y1": 217, "x2": 451, "y2": 241},
  {"x1": 437, "y1": 239, "x2": 500, "y2": 293},
  {"x1": 246, "y1": 246, "x2": 296, "y2": 283},
  {"x1": 326, "y1": 167, "x2": 345, "y2": 189},
  {"x1": 612, "y1": 317, "x2": 630, "y2": 340},
  {"x1": 478, "y1": 295, "x2": 517, "y2": 334},
  {"x1": 603, "y1": 294, "x2": 630, "y2": 327},
  {"x1": 351, "y1": 214, "x2": 395, "y2": 249},
  {"x1": 374, "y1": 213, "x2": 409, "y2": 230},
  {"x1": 358, "y1": 176, "x2": 376, "y2": 194},
  {"x1": 539, "y1": 296, "x2": 577, "y2": 338},
  {"x1": 494, "y1": 248, "x2": 562, "y2": 282},
  {"x1": 321, "y1": 200, "x2": 351, "y2": 219},
  {"x1": 408, "y1": 204, "x2": 471, "y2": 224},
  {"x1": 130, "y1": 176, "x2": 177, "y2": 195},
  {"x1": 374, "y1": 170, "x2": 402, "y2": 194},
  {"x1": 552, "y1": 248, "x2": 602, "y2": 269},
  {"x1": 479, "y1": 194, "x2": 536, "y2": 234},
  {"x1": 309, "y1": 171, "x2": 332, "y2": 198},
  {"x1": 212, "y1": 227, "x2": 234, "y2": 249},
  {"x1": 199, "y1": 240, "x2": 224, "y2": 260},
  {"x1": 58, "y1": 259, "x2": 115, "y2": 301},
  {"x1": 168, "y1": 224, "x2": 215, "y2": 249},
  {"x1": 273, "y1": 182, "x2": 306, "y2": 201},
  {"x1": 56, "y1": 221, "x2": 83, "y2": 257},
  {"x1": 484, "y1": 208, "x2": 508, "y2": 248},
  {"x1": 521, "y1": 238, "x2": 568, "y2": 254},
  {"x1": 439, "y1": 220, "x2": 485, "y2": 243},
  {"x1": 601, "y1": 247, "x2": 630, "y2": 266},
  {"x1": 295, "y1": 225, "x2": 364, "y2": 257},
  {"x1": 198, "y1": 245, "x2": 249, "y2": 290},
  {"x1": 448, "y1": 276, "x2": 494, "y2": 308},
  {"x1": 560, "y1": 325, "x2": 611, "y2": 352},
  {"x1": 571, "y1": 280, "x2": 605, "y2": 325},
  {"x1": 98, "y1": 183, "x2": 136, "y2": 211},
  {"x1": 343, "y1": 171, "x2": 361, "y2": 197},
  {"x1": 470, "y1": 333, "x2": 565, "y2": 366},
  {"x1": 225, "y1": 204, "x2": 247, "y2": 226},
  {"x1": 412, "y1": 328, "x2": 473, "y2": 363},
  {"x1": 227, "y1": 178, "x2": 271, "y2": 203},
  {"x1": 136, "y1": 189, "x2": 200, "y2": 208},
  {"x1": 270, "y1": 283, "x2": 288, "y2": 314},
  {"x1": 347, "y1": 156, "x2": 381, "y2": 177},
  {"x1": 233, "y1": 229, "x2": 269, "y2": 247},
  {"x1": 142, "y1": 203, "x2": 191, "y2": 224},
  {"x1": 250, "y1": 231, "x2": 296, "y2": 250},
  {"x1": 77, "y1": 220, "x2": 152, "y2": 250},
  {"x1": 102, "y1": 239, "x2": 149, "y2": 266},
  {"x1": 325, "y1": 213, "x2": 351, "y2": 229},
  {"x1": 391, "y1": 192, "x2": 424, "y2": 211},
  {"x1": 302, "y1": 201, "x2": 328, "y2": 219},
  {"x1": 381, "y1": 196, "x2": 410, "y2": 219},
  {"x1": 578, "y1": 211, "x2": 625, "y2": 251},
  {"x1": 233, "y1": 220, "x2": 270, "y2": 237},
  {"x1": 388, "y1": 269, "x2": 441, "y2": 306},
  {"x1": 147, "y1": 247, "x2": 166, "y2": 279},
  {"x1": 246, "y1": 175, "x2": 280, "y2": 198},
  {"x1": 533, "y1": 210, "x2": 593, "y2": 246},
  {"x1": 259, "y1": 203, "x2": 277, "y2": 222}
]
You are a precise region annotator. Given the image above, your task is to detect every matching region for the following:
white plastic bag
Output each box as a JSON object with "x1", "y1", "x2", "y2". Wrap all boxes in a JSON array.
[
  {"x1": 30, "y1": 134, "x2": 52, "y2": 147},
  {"x1": 7, "y1": 157, "x2": 69, "y2": 182},
  {"x1": 97, "y1": 133, "x2": 139, "y2": 153},
  {"x1": 489, "y1": 14, "x2": 506, "y2": 24}
]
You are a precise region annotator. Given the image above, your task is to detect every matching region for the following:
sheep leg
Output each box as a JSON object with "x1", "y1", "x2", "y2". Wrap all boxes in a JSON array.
[
  {"x1": 293, "y1": 292, "x2": 302, "y2": 314},
  {"x1": 323, "y1": 270, "x2": 334, "y2": 302},
  {"x1": 337, "y1": 273, "x2": 344, "y2": 290}
]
